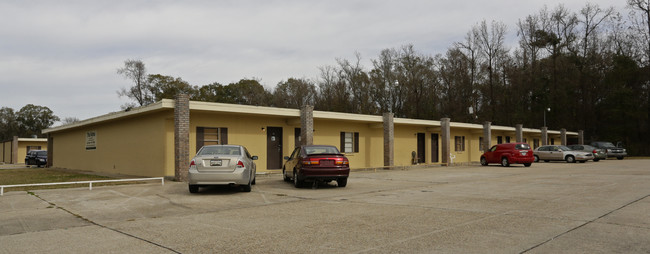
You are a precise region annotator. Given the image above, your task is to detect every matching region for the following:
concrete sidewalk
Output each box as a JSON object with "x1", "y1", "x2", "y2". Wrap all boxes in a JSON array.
[{"x1": 1, "y1": 160, "x2": 649, "y2": 253}]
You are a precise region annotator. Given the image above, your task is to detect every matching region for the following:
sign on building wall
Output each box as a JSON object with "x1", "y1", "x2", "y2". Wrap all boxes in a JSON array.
[{"x1": 86, "y1": 131, "x2": 97, "y2": 150}]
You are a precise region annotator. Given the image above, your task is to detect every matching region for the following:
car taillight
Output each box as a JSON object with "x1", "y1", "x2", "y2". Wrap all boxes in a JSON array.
[
  {"x1": 302, "y1": 159, "x2": 320, "y2": 165},
  {"x1": 593, "y1": 150, "x2": 598, "y2": 153},
  {"x1": 237, "y1": 160, "x2": 245, "y2": 168},
  {"x1": 189, "y1": 160, "x2": 196, "y2": 170},
  {"x1": 335, "y1": 158, "x2": 349, "y2": 165}
]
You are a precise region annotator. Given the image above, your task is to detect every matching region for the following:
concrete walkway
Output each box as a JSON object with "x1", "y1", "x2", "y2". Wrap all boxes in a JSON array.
[{"x1": 1, "y1": 160, "x2": 649, "y2": 253}]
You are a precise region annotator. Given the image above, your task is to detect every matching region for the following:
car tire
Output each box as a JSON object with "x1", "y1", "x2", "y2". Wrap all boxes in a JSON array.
[
  {"x1": 524, "y1": 163, "x2": 531, "y2": 167},
  {"x1": 566, "y1": 155, "x2": 576, "y2": 163},
  {"x1": 189, "y1": 185, "x2": 199, "y2": 193},
  {"x1": 252, "y1": 175, "x2": 256, "y2": 185},
  {"x1": 617, "y1": 156, "x2": 624, "y2": 160},
  {"x1": 480, "y1": 157, "x2": 488, "y2": 166},
  {"x1": 241, "y1": 180, "x2": 252, "y2": 192},
  {"x1": 501, "y1": 157, "x2": 510, "y2": 167},
  {"x1": 293, "y1": 170, "x2": 302, "y2": 188},
  {"x1": 533, "y1": 155, "x2": 539, "y2": 162},
  {"x1": 337, "y1": 177, "x2": 348, "y2": 187},
  {"x1": 282, "y1": 168, "x2": 290, "y2": 182},
  {"x1": 593, "y1": 158, "x2": 599, "y2": 162},
  {"x1": 544, "y1": 160, "x2": 550, "y2": 162}
]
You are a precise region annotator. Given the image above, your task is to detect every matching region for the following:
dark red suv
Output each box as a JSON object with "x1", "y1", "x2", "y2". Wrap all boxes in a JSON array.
[
  {"x1": 282, "y1": 145, "x2": 350, "y2": 188},
  {"x1": 480, "y1": 142, "x2": 534, "y2": 167}
]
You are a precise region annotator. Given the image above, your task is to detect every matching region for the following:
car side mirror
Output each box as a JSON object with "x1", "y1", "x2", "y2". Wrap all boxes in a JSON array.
[
  {"x1": 284, "y1": 156, "x2": 290, "y2": 160},
  {"x1": 252, "y1": 156, "x2": 258, "y2": 160}
]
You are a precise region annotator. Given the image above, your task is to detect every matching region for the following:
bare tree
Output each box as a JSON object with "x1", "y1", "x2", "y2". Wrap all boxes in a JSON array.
[
  {"x1": 61, "y1": 117, "x2": 80, "y2": 125},
  {"x1": 454, "y1": 30, "x2": 482, "y2": 120},
  {"x1": 627, "y1": 0, "x2": 650, "y2": 64},
  {"x1": 474, "y1": 19, "x2": 508, "y2": 120},
  {"x1": 117, "y1": 59, "x2": 152, "y2": 107}
]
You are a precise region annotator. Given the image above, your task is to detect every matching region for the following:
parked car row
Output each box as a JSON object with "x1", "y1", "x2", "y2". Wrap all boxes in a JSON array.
[
  {"x1": 590, "y1": 141, "x2": 627, "y2": 160},
  {"x1": 188, "y1": 144, "x2": 349, "y2": 193},
  {"x1": 190, "y1": 141, "x2": 621, "y2": 193},
  {"x1": 480, "y1": 142, "x2": 622, "y2": 167}
]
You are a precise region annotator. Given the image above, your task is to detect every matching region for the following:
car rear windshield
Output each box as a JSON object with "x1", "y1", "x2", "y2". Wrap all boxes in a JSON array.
[
  {"x1": 304, "y1": 146, "x2": 340, "y2": 155},
  {"x1": 515, "y1": 144, "x2": 530, "y2": 150},
  {"x1": 199, "y1": 146, "x2": 241, "y2": 156},
  {"x1": 598, "y1": 142, "x2": 616, "y2": 148}
]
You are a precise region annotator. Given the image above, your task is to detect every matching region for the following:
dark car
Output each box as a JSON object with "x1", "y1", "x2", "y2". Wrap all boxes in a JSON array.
[
  {"x1": 590, "y1": 141, "x2": 627, "y2": 160},
  {"x1": 25, "y1": 150, "x2": 47, "y2": 167},
  {"x1": 282, "y1": 145, "x2": 350, "y2": 188},
  {"x1": 480, "y1": 142, "x2": 534, "y2": 167}
]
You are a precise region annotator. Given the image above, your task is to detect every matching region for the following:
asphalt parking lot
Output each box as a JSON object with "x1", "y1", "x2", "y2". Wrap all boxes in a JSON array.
[{"x1": 1, "y1": 160, "x2": 649, "y2": 253}]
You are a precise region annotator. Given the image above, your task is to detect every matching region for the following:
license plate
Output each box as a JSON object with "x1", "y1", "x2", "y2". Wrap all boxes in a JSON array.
[
  {"x1": 520, "y1": 152, "x2": 527, "y2": 156},
  {"x1": 210, "y1": 159, "x2": 222, "y2": 166}
]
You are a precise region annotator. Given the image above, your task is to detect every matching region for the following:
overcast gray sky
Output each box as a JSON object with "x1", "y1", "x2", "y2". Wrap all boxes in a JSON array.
[{"x1": 1, "y1": 0, "x2": 623, "y2": 123}]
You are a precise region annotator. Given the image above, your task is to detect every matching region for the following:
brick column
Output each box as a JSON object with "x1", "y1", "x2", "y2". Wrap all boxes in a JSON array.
[
  {"x1": 483, "y1": 121, "x2": 491, "y2": 151},
  {"x1": 578, "y1": 130, "x2": 584, "y2": 145},
  {"x1": 383, "y1": 113, "x2": 394, "y2": 167},
  {"x1": 300, "y1": 105, "x2": 314, "y2": 146},
  {"x1": 515, "y1": 124, "x2": 523, "y2": 143},
  {"x1": 47, "y1": 134, "x2": 53, "y2": 168},
  {"x1": 560, "y1": 128, "x2": 567, "y2": 145},
  {"x1": 441, "y1": 118, "x2": 451, "y2": 165},
  {"x1": 174, "y1": 94, "x2": 190, "y2": 181},
  {"x1": 541, "y1": 127, "x2": 548, "y2": 146}
]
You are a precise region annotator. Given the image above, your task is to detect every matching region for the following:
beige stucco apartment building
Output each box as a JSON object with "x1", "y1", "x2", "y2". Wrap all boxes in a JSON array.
[
  {"x1": 0, "y1": 137, "x2": 48, "y2": 164},
  {"x1": 42, "y1": 95, "x2": 580, "y2": 179}
]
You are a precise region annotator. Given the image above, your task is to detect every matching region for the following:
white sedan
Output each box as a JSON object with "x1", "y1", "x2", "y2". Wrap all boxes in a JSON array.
[{"x1": 188, "y1": 145, "x2": 257, "y2": 193}]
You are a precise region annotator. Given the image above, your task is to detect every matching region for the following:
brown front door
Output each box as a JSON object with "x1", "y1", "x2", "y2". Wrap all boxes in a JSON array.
[
  {"x1": 417, "y1": 133, "x2": 425, "y2": 163},
  {"x1": 267, "y1": 127, "x2": 283, "y2": 169}
]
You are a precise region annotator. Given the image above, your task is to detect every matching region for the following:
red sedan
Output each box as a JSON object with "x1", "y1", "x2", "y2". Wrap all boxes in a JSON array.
[
  {"x1": 282, "y1": 145, "x2": 350, "y2": 188},
  {"x1": 480, "y1": 142, "x2": 534, "y2": 167}
]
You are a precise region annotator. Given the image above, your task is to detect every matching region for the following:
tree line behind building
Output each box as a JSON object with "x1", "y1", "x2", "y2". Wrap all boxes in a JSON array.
[{"x1": 119, "y1": 3, "x2": 650, "y2": 155}]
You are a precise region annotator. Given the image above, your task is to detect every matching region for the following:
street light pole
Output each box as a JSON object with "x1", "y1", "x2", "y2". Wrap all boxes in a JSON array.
[{"x1": 543, "y1": 107, "x2": 551, "y2": 127}]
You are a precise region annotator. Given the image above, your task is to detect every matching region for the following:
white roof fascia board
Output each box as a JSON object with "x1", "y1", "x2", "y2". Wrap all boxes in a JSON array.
[
  {"x1": 394, "y1": 118, "x2": 441, "y2": 126},
  {"x1": 314, "y1": 111, "x2": 383, "y2": 123},
  {"x1": 42, "y1": 100, "x2": 167, "y2": 134},
  {"x1": 17, "y1": 138, "x2": 48, "y2": 142},
  {"x1": 190, "y1": 101, "x2": 299, "y2": 117}
]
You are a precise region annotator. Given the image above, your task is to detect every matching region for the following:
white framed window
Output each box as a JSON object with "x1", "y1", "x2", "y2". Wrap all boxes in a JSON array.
[
  {"x1": 340, "y1": 132, "x2": 359, "y2": 153},
  {"x1": 454, "y1": 136, "x2": 465, "y2": 152}
]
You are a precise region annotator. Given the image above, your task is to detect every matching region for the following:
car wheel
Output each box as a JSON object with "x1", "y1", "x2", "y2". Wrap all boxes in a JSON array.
[
  {"x1": 241, "y1": 180, "x2": 252, "y2": 192},
  {"x1": 480, "y1": 157, "x2": 488, "y2": 166},
  {"x1": 524, "y1": 163, "x2": 531, "y2": 167},
  {"x1": 617, "y1": 156, "x2": 624, "y2": 160},
  {"x1": 501, "y1": 157, "x2": 510, "y2": 167},
  {"x1": 293, "y1": 170, "x2": 301, "y2": 188},
  {"x1": 566, "y1": 155, "x2": 576, "y2": 163},
  {"x1": 593, "y1": 158, "x2": 599, "y2": 162},
  {"x1": 188, "y1": 185, "x2": 199, "y2": 193},
  {"x1": 252, "y1": 175, "x2": 256, "y2": 185},
  {"x1": 544, "y1": 160, "x2": 550, "y2": 162},
  {"x1": 282, "y1": 168, "x2": 290, "y2": 182},
  {"x1": 533, "y1": 155, "x2": 539, "y2": 162},
  {"x1": 337, "y1": 177, "x2": 348, "y2": 187}
]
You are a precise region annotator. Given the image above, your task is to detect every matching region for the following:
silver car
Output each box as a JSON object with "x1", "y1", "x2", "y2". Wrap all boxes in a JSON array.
[
  {"x1": 567, "y1": 145, "x2": 607, "y2": 162},
  {"x1": 533, "y1": 145, "x2": 593, "y2": 163},
  {"x1": 188, "y1": 145, "x2": 258, "y2": 193}
]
